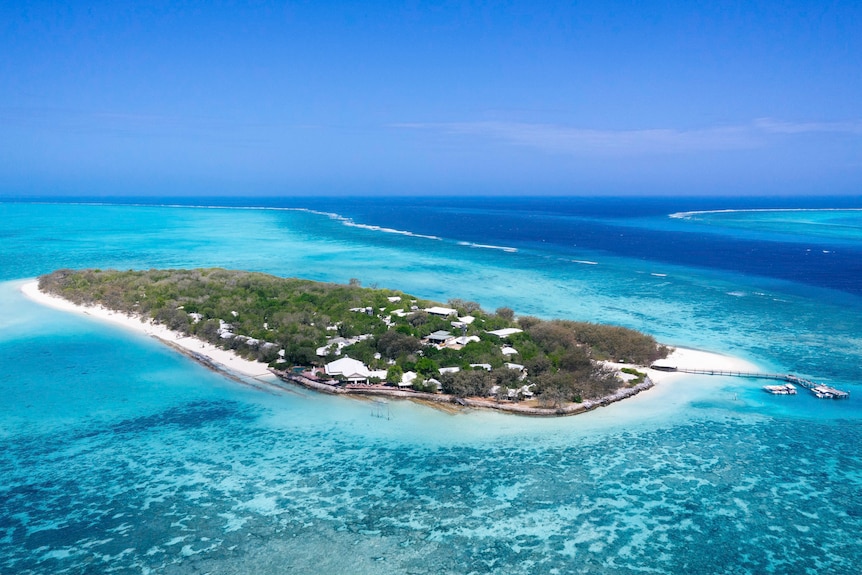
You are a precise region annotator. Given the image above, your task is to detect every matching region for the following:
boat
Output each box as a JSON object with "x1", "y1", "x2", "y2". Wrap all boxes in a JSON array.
[
  {"x1": 811, "y1": 385, "x2": 850, "y2": 399},
  {"x1": 763, "y1": 383, "x2": 797, "y2": 395}
]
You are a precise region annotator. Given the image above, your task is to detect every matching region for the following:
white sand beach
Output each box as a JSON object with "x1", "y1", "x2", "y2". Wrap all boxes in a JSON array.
[
  {"x1": 20, "y1": 280, "x2": 762, "y2": 411},
  {"x1": 603, "y1": 346, "x2": 763, "y2": 411},
  {"x1": 646, "y1": 346, "x2": 760, "y2": 383},
  {"x1": 21, "y1": 281, "x2": 274, "y2": 382}
]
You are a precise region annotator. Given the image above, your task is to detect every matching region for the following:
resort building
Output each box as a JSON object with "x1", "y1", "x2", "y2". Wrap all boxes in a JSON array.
[
  {"x1": 324, "y1": 357, "x2": 371, "y2": 383},
  {"x1": 424, "y1": 330, "x2": 455, "y2": 347},
  {"x1": 315, "y1": 334, "x2": 373, "y2": 357},
  {"x1": 486, "y1": 328, "x2": 523, "y2": 338},
  {"x1": 399, "y1": 371, "x2": 418, "y2": 388},
  {"x1": 425, "y1": 306, "x2": 458, "y2": 316},
  {"x1": 452, "y1": 335, "x2": 481, "y2": 347}
]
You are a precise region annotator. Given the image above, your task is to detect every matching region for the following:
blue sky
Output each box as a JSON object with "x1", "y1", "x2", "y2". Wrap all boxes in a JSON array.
[{"x1": 1, "y1": 1, "x2": 860, "y2": 196}]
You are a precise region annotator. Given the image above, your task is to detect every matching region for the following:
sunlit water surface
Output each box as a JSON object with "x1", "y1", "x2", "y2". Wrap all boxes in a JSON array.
[{"x1": 1, "y1": 198, "x2": 860, "y2": 574}]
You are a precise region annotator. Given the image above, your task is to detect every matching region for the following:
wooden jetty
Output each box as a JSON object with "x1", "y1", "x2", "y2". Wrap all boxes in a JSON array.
[{"x1": 650, "y1": 365, "x2": 850, "y2": 399}]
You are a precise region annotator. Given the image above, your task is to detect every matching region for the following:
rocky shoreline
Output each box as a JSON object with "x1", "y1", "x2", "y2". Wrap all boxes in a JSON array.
[{"x1": 270, "y1": 369, "x2": 655, "y2": 417}]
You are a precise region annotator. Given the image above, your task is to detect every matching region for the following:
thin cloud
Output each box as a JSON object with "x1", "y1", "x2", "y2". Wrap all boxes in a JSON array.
[
  {"x1": 753, "y1": 118, "x2": 862, "y2": 135},
  {"x1": 393, "y1": 118, "x2": 861, "y2": 156}
]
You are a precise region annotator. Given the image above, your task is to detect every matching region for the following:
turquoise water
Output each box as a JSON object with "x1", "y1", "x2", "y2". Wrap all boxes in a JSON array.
[
  {"x1": 671, "y1": 208, "x2": 862, "y2": 244},
  {"x1": 1, "y1": 199, "x2": 860, "y2": 574}
]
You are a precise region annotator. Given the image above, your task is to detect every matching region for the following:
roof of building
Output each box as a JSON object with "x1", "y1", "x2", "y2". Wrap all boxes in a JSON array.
[
  {"x1": 425, "y1": 330, "x2": 454, "y2": 341},
  {"x1": 486, "y1": 328, "x2": 524, "y2": 338},
  {"x1": 324, "y1": 357, "x2": 370, "y2": 379},
  {"x1": 399, "y1": 371, "x2": 418, "y2": 386},
  {"x1": 425, "y1": 306, "x2": 457, "y2": 316}
]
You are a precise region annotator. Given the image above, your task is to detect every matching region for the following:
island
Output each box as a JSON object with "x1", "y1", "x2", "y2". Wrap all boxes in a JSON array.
[{"x1": 30, "y1": 268, "x2": 691, "y2": 416}]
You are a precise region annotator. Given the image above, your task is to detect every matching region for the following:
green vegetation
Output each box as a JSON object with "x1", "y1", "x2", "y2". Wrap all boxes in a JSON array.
[
  {"x1": 621, "y1": 367, "x2": 647, "y2": 385},
  {"x1": 39, "y1": 268, "x2": 668, "y2": 403}
]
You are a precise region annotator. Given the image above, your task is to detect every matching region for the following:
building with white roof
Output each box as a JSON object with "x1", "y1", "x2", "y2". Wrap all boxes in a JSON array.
[
  {"x1": 453, "y1": 335, "x2": 481, "y2": 346},
  {"x1": 425, "y1": 306, "x2": 457, "y2": 316},
  {"x1": 424, "y1": 330, "x2": 455, "y2": 346},
  {"x1": 399, "y1": 371, "x2": 418, "y2": 387},
  {"x1": 324, "y1": 357, "x2": 371, "y2": 383},
  {"x1": 486, "y1": 328, "x2": 523, "y2": 338}
]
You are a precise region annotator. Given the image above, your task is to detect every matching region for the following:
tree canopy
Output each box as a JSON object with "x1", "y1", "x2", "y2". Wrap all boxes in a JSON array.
[{"x1": 40, "y1": 268, "x2": 668, "y2": 402}]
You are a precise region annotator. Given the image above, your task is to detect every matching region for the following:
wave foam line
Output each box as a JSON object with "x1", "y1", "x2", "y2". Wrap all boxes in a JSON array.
[
  {"x1": 670, "y1": 207, "x2": 862, "y2": 219},
  {"x1": 456, "y1": 241, "x2": 518, "y2": 253},
  {"x1": 297, "y1": 209, "x2": 443, "y2": 240},
  {"x1": 340, "y1": 221, "x2": 441, "y2": 240}
]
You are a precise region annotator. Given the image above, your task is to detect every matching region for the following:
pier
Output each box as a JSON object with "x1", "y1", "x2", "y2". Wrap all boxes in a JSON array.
[{"x1": 650, "y1": 365, "x2": 850, "y2": 399}]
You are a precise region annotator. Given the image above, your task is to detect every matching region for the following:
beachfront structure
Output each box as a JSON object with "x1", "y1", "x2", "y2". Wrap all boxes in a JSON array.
[
  {"x1": 324, "y1": 357, "x2": 371, "y2": 383},
  {"x1": 501, "y1": 345, "x2": 518, "y2": 355},
  {"x1": 399, "y1": 371, "x2": 418, "y2": 388},
  {"x1": 488, "y1": 383, "x2": 535, "y2": 400},
  {"x1": 368, "y1": 369, "x2": 388, "y2": 380},
  {"x1": 218, "y1": 319, "x2": 234, "y2": 339}
]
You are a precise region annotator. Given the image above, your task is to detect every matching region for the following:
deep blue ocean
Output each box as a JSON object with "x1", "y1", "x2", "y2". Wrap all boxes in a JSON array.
[{"x1": 1, "y1": 196, "x2": 861, "y2": 574}]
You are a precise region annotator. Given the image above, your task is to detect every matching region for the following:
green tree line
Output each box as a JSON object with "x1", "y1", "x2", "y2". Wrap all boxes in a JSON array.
[{"x1": 39, "y1": 268, "x2": 668, "y2": 403}]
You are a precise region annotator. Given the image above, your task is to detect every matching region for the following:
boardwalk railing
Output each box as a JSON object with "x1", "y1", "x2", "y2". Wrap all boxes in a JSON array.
[{"x1": 650, "y1": 365, "x2": 850, "y2": 399}]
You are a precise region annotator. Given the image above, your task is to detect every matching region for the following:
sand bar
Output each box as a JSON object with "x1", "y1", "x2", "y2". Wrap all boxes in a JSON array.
[{"x1": 21, "y1": 281, "x2": 275, "y2": 383}]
